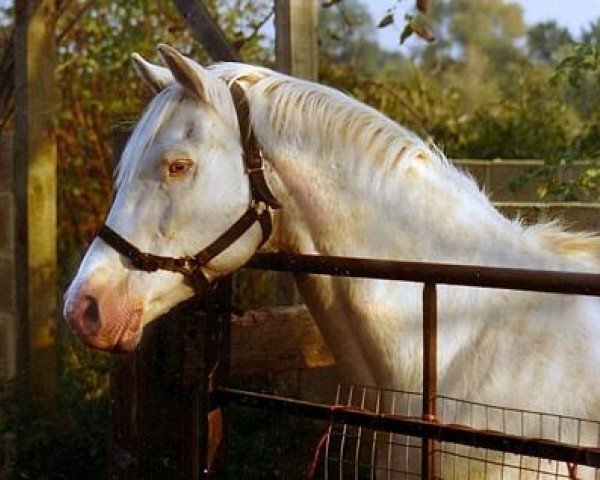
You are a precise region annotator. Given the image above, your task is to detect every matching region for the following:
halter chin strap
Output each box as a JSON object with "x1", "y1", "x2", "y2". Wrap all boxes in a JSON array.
[{"x1": 97, "y1": 81, "x2": 281, "y2": 293}]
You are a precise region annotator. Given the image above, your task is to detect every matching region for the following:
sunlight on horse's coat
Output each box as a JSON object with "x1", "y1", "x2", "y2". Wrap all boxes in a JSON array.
[{"x1": 64, "y1": 45, "x2": 600, "y2": 478}]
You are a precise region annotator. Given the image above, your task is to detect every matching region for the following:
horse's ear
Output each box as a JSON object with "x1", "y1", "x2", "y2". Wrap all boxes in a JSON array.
[
  {"x1": 157, "y1": 44, "x2": 210, "y2": 102},
  {"x1": 131, "y1": 53, "x2": 173, "y2": 93}
]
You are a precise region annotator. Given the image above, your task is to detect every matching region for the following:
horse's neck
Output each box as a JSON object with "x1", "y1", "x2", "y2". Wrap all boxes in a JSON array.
[
  {"x1": 251, "y1": 87, "x2": 597, "y2": 388},
  {"x1": 262, "y1": 139, "x2": 553, "y2": 269}
]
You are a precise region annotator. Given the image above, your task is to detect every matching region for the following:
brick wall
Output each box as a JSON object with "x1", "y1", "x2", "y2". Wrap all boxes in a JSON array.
[{"x1": 0, "y1": 132, "x2": 16, "y2": 383}]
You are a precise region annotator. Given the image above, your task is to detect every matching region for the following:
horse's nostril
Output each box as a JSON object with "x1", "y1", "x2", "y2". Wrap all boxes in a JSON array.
[{"x1": 82, "y1": 295, "x2": 100, "y2": 330}]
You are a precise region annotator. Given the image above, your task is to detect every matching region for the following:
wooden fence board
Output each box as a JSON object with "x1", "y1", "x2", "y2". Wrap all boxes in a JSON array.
[{"x1": 231, "y1": 305, "x2": 334, "y2": 377}]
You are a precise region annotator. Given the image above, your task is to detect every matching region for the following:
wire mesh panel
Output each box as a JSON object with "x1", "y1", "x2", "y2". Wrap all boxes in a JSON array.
[
  {"x1": 325, "y1": 384, "x2": 423, "y2": 479},
  {"x1": 436, "y1": 396, "x2": 600, "y2": 480},
  {"x1": 231, "y1": 253, "x2": 600, "y2": 479},
  {"x1": 322, "y1": 384, "x2": 600, "y2": 480}
]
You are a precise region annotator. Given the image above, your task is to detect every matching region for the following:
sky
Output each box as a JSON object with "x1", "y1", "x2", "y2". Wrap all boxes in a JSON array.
[
  {"x1": 369, "y1": 0, "x2": 600, "y2": 51},
  {"x1": 1, "y1": 0, "x2": 599, "y2": 50}
]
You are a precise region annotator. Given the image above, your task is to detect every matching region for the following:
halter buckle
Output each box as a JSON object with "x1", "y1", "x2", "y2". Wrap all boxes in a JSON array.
[
  {"x1": 177, "y1": 256, "x2": 197, "y2": 276},
  {"x1": 252, "y1": 200, "x2": 267, "y2": 215},
  {"x1": 246, "y1": 164, "x2": 264, "y2": 174}
]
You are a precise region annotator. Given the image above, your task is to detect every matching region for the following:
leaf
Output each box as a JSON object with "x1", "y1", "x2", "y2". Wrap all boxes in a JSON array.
[
  {"x1": 400, "y1": 23, "x2": 414, "y2": 44},
  {"x1": 231, "y1": 38, "x2": 246, "y2": 50},
  {"x1": 416, "y1": 0, "x2": 428, "y2": 14},
  {"x1": 377, "y1": 12, "x2": 394, "y2": 29},
  {"x1": 413, "y1": 21, "x2": 436, "y2": 42},
  {"x1": 322, "y1": 0, "x2": 343, "y2": 8}
]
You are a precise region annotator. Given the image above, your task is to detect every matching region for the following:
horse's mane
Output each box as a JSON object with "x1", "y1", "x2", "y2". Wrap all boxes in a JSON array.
[
  {"x1": 211, "y1": 63, "x2": 600, "y2": 265},
  {"x1": 525, "y1": 220, "x2": 600, "y2": 262},
  {"x1": 212, "y1": 63, "x2": 489, "y2": 199}
]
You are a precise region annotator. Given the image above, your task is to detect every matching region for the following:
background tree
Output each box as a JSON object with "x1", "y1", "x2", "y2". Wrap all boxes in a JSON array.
[{"x1": 527, "y1": 21, "x2": 573, "y2": 64}]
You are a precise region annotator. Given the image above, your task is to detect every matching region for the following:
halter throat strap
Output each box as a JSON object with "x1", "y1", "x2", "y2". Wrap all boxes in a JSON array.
[{"x1": 98, "y1": 80, "x2": 280, "y2": 292}]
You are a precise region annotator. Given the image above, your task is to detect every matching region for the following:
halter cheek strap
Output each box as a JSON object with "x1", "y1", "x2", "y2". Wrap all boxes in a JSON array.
[
  {"x1": 97, "y1": 81, "x2": 281, "y2": 293},
  {"x1": 229, "y1": 81, "x2": 281, "y2": 209}
]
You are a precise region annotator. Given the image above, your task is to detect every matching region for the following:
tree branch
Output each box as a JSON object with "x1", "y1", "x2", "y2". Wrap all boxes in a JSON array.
[
  {"x1": 56, "y1": 0, "x2": 99, "y2": 43},
  {"x1": 233, "y1": 7, "x2": 274, "y2": 50},
  {"x1": 171, "y1": 0, "x2": 241, "y2": 62}
]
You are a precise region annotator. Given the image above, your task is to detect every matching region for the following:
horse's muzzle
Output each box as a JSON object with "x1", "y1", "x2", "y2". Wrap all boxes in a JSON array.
[{"x1": 64, "y1": 274, "x2": 143, "y2": 352}]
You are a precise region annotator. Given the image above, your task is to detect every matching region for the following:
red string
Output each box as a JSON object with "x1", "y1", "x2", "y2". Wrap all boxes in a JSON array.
[
  {"x1": 306, "y1": 421, "x2": 334, "y2": 479},
  {"x1": 566, "y1": 462, "x2": 578, "y2": 480},
  {"x1": 306, "y1": 405, "x2": 367, "y2": 479}
]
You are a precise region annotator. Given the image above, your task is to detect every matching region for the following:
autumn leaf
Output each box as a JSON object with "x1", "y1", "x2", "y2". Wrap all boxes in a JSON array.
[
  {"x1": 400, "y1": 23, "x2": 413, "y2": 43},
  {"x1": 377, "y1": 12, "x2": 394, "y2": 29},
  {"x1": 401, "y1": 15, "x2": 436, "y2": 44},
  {"x1": 413, "y1": 21, "x2": 436, "y2": 42},
  {"x1": 416, "y1": 0, "x2": 428, "y2": 14}
]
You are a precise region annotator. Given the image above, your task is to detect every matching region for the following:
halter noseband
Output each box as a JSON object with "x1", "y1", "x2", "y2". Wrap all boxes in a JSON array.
[{"x1": 97, "y1": 81, "x2": 281, "y2": 293}]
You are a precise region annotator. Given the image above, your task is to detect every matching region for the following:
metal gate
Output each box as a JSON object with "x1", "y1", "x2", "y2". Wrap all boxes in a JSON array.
[{"x1": 110, "y1": 252, "x2": 600, "y2": 479}]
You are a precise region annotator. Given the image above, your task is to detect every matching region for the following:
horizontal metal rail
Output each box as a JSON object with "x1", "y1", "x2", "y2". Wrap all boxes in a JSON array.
[
  {"x1": 238, "y1": 252, "x2": 600, "y2": 477},
  {"x1": 216, "y1": 387, "x2": 600, "y2": 468},
  {"x1": 247, "y1": 252, "x2": 600, "y2": 296}
]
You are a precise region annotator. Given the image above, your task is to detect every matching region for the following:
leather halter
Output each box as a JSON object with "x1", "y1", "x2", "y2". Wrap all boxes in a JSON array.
[{"x1": 98, "y1": 81, "x2": 281, "y2": 293}]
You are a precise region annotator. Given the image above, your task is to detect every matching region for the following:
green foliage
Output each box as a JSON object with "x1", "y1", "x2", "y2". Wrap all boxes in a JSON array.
[
  {"x1": 508, "y1": 157, "x2": 600, "y2": 202},
  {"x1": 553, "y1": 42, "x2": 600, "y2": 89},
  {"x1": 455, "y1": 70, "x2": 578, "y2": 159},
  {"x1": 319, "y1": 0, "x2": 600, "y2": 201},
  {"x1": 527, "y1": 21, "x2": 573, "y2": 64},
  {"x1": 0, "y1": 332, "x2": 111, "y2": 479}
]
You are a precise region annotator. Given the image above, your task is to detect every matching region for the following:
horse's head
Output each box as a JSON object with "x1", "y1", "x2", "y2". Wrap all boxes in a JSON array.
[{"x1": 64, "y1": 45, "x2": 277, "y2": 351}]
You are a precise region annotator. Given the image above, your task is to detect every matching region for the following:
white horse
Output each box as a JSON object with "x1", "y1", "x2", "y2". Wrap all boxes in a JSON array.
[{"x1": 64, "y1": 45, "x2": 600, "y2": 478}]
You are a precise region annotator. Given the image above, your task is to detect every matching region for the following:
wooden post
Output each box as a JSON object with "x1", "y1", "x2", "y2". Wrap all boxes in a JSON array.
[
  {"x1": 109, "y1": 280, "x2": 232, "y2": 479},
  {"x1": 275, "y1": 0, "x2": 318, "y2": 80},
  {"x1": 13, "y1": 0, "x2": 58, "y2": 404},
  {"x1": 171, "y1": 0, "x2": 241, "y2": 62},
  {"x1": 0, "y1": 131, "x2": 17, "y2": 384}
]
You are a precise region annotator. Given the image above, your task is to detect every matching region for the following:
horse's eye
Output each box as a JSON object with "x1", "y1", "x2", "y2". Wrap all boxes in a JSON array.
[{"x1": 166, "y1": 159, "x2": 193, "y2": 178}]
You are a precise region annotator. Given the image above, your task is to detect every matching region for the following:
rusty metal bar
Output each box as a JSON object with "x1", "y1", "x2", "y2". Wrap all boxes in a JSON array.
[
  {"x1": 246, "y1": 253, "x2": 600, "y2": 296},
  {"x1": 215, "y1": 387, "x2": 600, "y2": 468},
  {"x1": 422, "y1": 283, "x2": 437, "y2": 480}
]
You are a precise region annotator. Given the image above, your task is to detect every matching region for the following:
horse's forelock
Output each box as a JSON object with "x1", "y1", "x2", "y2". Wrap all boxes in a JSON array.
[
  {"x1": 115, "y1": 86, "x2": 183, "y2": 188},
  {"x1": 115, "y1": 67, "x2": 240, "y2": 190}
]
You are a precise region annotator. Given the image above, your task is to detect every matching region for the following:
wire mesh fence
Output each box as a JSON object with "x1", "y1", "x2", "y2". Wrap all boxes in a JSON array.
[{"x1": 323, "y1": 384, "x2": 600, "y2": 480}]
